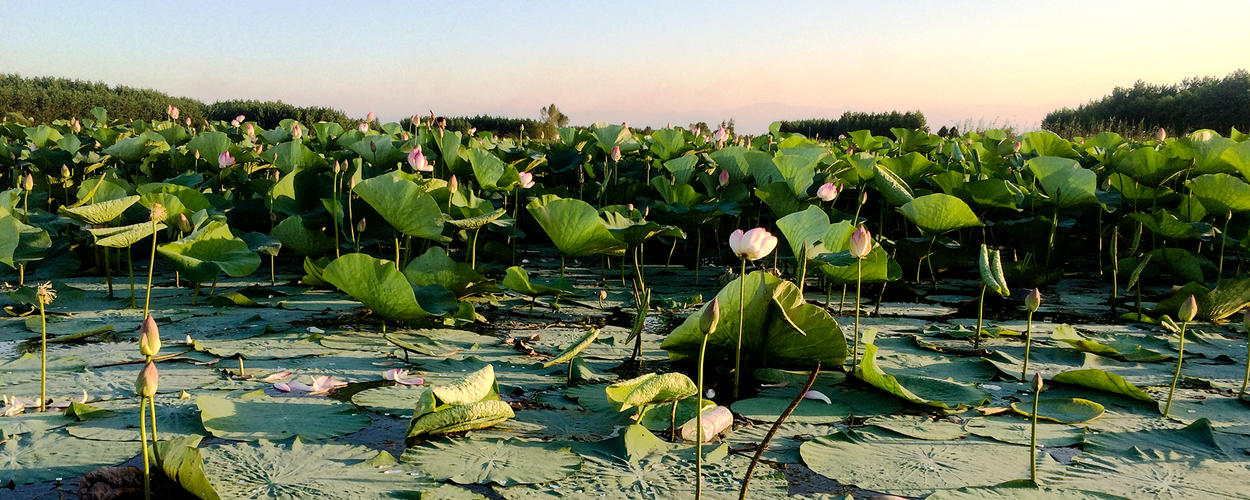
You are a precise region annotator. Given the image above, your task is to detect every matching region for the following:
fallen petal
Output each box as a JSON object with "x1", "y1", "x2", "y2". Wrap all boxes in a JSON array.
[
  {"x1": 803, "y1": 390, "x2": 832, "y2": 405},
  {"x1": 261, "y1": 371, "x2": 293, "y2": 383},
  {"x1": 307, "y1": 326, "x2": 326, "y2": 334},
  {"x1": 273, "y1": 382, "x2": 292, "y2": 392}
]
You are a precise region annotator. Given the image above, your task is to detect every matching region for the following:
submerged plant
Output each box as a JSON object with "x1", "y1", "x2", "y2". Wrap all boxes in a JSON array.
[
  {"x1": 36, "y1": 281, "x2": 55, "y2": 411},
  {"x1": 1163, "y1": 295, "x2": 1197, "y2": 417},
  {"x1": 1022, "y1": 288, "x2": 1041, "y2": 379},
  {"x1": 848, "y1": 225, "x2": 873, "y2": 370},
  {"x1": 728, "y1": 227, "x2": 778, "y2": 398}
]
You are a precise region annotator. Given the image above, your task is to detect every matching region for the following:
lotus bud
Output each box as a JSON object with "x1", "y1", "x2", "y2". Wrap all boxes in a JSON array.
[
  {"x1": 644, "y1": 206, "x2": 650, "y2": 217},
  {"x1": 728, "y1": 227, "x2": 779, "y2": 261},
  {"x1": 849, "y1": 225, "x2": 872, "y2": 259},
  {"x1": 60, "y1": 164, "x2": 71, "y2": 179},
  {"x1": 217, "y1": 150, "x2": 236, "y2": 169},
  {"x1": 71, "y1": 117, "x2": 81, "y2": 133},
  {"x1": 350, "y1": 176, "x2": 358, "y2": 189},
  {"x1": 184, "y1": 117, "x2": 191, "y2": 127},
  {"x1": 719, "y1": 169, "x2": 730, "y2": 187},
  {"x1": 713, "y1": 126, "x2": 728, "y2": 144},
  {"x1": 1156, "y1": 127, "x2": 1167, "y2": 142},
  {"x1": 816, "y1": 182, "x2": 839, "y2": 202},
  {"x1": 168, "y1": 105, "x2": 179, "y2": 120},
  {"x1": 1025, "y1": 288, "x2": 1041, "y2": 313},
  {"x1": 599, "y1": 289, "x2": 608, "y2": 301},
  {"x1": 358, "y1": 122, "x2": 369, "y2": 134},
  {"x1": 401, "y1": 132, "x2": 409, "y2": 141},
  {"x1": 518, "y1": 171, "x2": 535, "y2": 189},
  {"x1": 859, "y1": 190, "x2": 869, "y2": 205},
  {"x1": 553, "y1": 132, "x2": 561, "y2": 141},
  {"x1": 356, "y1": 218, "x2": 366, "y2": 233},
  {"x1": 194, "y1": 150, "x2": 200, "y2": 160},
  {"x1": 292, "y1": 123, "x2": 303, "y2": 140},
  {"x1": 177, "y1": 213, "x2": 191, "y2": 233},
  {"x1": 1032, "y1": 373, "x2": 1043, "y2": 392},
  {"x1": 246, "y1": 123, "x2": 255, "y2": 137},
  {"x1": 468, "y1": 127, "x2": 476, "y2": 135},
  {"x1": 1179, "y1": 295, "x2": 1198, "y2": 323},
  {"x1": 22, "y1": 173, "x2": 34, "y2": 191},
  {"x1": 626, "y1": 203, "x2": 635, "y2": 213},
  {"x1": 135, "y1": 361, "x2": 158, "y2": 398},
  {"x1": 139, "y1": 315, "x2": 161, "y2": 357},
  {"x1": 449, "y1": 175, "x2": 458, "y2": 193},
  {"x1": 35, "y1": 281, "x2": 56, "y2": 305},
  {"x1": 679, "y1": 405, "x2": 732, "y2": 442},
  {"x1": 149, "y1": 203, "x2": 167, "y2": 223},
  {"x1": 230, "y1": 118, "x2": 241, "y2": 127},
  {"x1": 700, "y1": 298, "x2": 720, "y2": 335},
  {"x1": 366, "y1": 111, "x2": 375, "y2": 123},
  {"x1": 333, "y1": 160, "x2": 342, "y2": 174},
  {"x1": 271, "y1": 170, "x2": 281, "y2": 182},
  {"x1": 408, "y1": 146, "x2": 430, "y2": 172},
  {"x1": 1013, "y1": 141, "x2": 1022, "y2": 154},
  {"x1": 610, "y1": 145, "x2": 622, "y2": 162}
]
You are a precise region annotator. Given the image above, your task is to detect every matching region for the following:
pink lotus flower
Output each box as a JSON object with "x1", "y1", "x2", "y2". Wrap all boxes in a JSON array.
[
  {"x1": 718, "y1": 170, "x2": 730, "y2": 187},
  {"x1": 408, "y1": 146, "x2": 431, "y2": 172},
  {"x1": 1013, "y1": 141, "x2": 1022, "y2": 154},
  {"x1": 1156, "y1": 128, "x2": 1167, "y2": 142},
  {"x1": 245, "y1": 123, "x2": 255, "y2": 138},
  {"x1": 401, "y1": 132, "x2": 410, "y2": 141},
  {"x1": 610, "y1": 145, "x2": 622, "y2": 162},
  {"x1": 383, "y1": 368, "x2": 424, "y2": 385},
  {"x1": 217, "y1": 151, "x2": 236, "y2": 169},
  {"x1": 728, "y1": 228, "x2": 778, "y2": 261},
  {"x1": 712, "y1": 126, "x2": 728, "y2": 145},
  {"x1": 517, "y1": 171, "x2": 535, "y2": 189},
  {"x1": 816, "y1": 182, "x2": 840, "y2": 202},
  {"x1": 231, "y1": 115, "x2": 244, "y2": 127},
  {"x1": 167, "y1": 105, "x2": 179, "y2": 120},
  {"x1": 366, "y1": 111, "x2": 375, "y2": 122},
  {"x1": 274, "y1": 375, "x2": 346, "y2": 395},
  {"x1": 358, "y1": 122, "x2": 369, "y2": 134},
  {"x1": 292, "y1": 123, "x2": 303, "y2": 140},
  {"x1": 849, "y1": 225, "x2": 872, "y2": 259}
]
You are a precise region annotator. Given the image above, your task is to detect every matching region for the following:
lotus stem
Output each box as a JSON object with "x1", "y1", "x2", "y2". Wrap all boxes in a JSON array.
[
  {"x1": 1045, "y1": 206, "x2": 1059, "y2": 269},
  {"x1": 975, "y1": 284, "x2": 986, "y2": 350},
  {"x1": 1022, "y1": 309, "x2": 1034, "y2": 380},
  {"x1": 1030, "y1": 381, "x2": 1039, "y2": 484},
  {"x1": 105, "y1": 247, "x2": 113, "y2": 298},
  {"x1": 838, "y1": 285, "x2": 846, "y2": 314},
  {"x1": 694, "y1": 230, "x2": 701, "y2": 285},
  {"x1": 1110, "y1": 227, "x2": 1119, "y2": 313},
  {"x1": 192, "y1": 284, "x2": 199, "y2": 305},
  {"x1": 18, "y1": 264, "x2": 23, "y2": 286},
  {"x1": 394, "y1": 235, "x2": 401, "y2": 271},
  {"x1": 1219, "y1": 211, "x2": 1232, "y2": 278},
  {"x1": 237, "y1": 354, "x2": 245, "y2": 376},
  {"x1": 796, "y1": 243, "x2": 807, "y2": 297},
  {"x1": 208, "y1": 277, "x2": 217, "y2": 297},
  {"x1": 470, "y1": 227, "x2": 480, "y2": 270},
  {"x1": 38, "y1": 296, "x2": 47, "y2": 412},
  {"x1": 1163, "y1": 320, "x2": 1188, "y2": 417},
  {"x1": 270, "y1": 254, "x2": 276, "y2": 286},
  {"x1": 567, "y1": 357, "x2": 574, "y2": 386},
  {"x1": 695, "y1": 323, "x2": 712, "y2": 499},
  {"x1": 149, "y1": 395, "x2": 159, "y2": 444},
  {"x1": 144, "y1": 218, "x2": 158, "y2": 317},
  {"x1": 347, "y1": 191, "x2": 356, "y2": 249},
  {"x1": 331, "y1": 172, "x2": 341, "y2": 259},
  {"x1": 139, "y1": 397, "x2": 151, "y2": 500},
  {"x1": 669, "y1": 400, "x2": 679, "y2": 442},
  {"x1": 733, "y1": 258, "x2": 746, "y2": 399},
  {"x1": 853, "y1": 258, "x2": 863, "y2": 371},
  {"x1": 1241, "y1": 325, "x2": 1249, "y2": 399},
  {"x1": 560, "y1": 254, "x2": 566, "y2": 279},
  {"x1": 740, "y1": 361, "x2": 821, "y2": 500},
  {"x1": 127, "y1": 246, "x2": 135, "y2": 308}
]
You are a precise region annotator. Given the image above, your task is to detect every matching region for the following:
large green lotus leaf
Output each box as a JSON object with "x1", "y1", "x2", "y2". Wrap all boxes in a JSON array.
[
  {"x1": 432, "y1": 129, "x2": 463, "y2": 170},
  {"x1": 800, "y1": 428, "x2": 1064, "y2": 496},
  {"x1": 659, "y1": 271, "x2": 776, "y2": 362},
  {"x1": 58, "y1": 195, "x2": 139, "y2": 225},
  {"x1": 605, "y1": 372, "x2": 697, "y2": 412},
  {"x1": 765, "y1": 280, "x2": 848, "y2": 366},
  {"x1": 1128, "y1": 210, "x2": 1210, "y2": 240},
  {"x1": 856, "y1": 331, "x2": 990, "y2": 409},
  {"x1": 430, "y1": 364, "x2": 497, "y2": 406},
  {"x1": 351, "y1": 385, "x2": 427, "y2": 416},
  {"x1": 1108, "y1": 172, "x2": 1173, "y2": 203},
  {"x1": 1051, "y1": 368, "x2": 1153, "y2": 402},
  {"x1": 898, "y1": 193, "x2": 982, "y2": 235},
  {"x1": 775, "y1": 205, "x2": 834, "y2": 259},
  {"x1": 1021, "y1": 130, "x2": 1078, "y2": 159},
  {"x1": 138, "y1": 182, "x2": 212, "y2": 223},
  {"x1": 66, "y1": 397, "x2": 206, "y2": 441},
  {"x1": 0, "y1": 411, "x2": 76, "y2": 436},
  {"x1": 499, "y1": 409, "x2": 632, "y2": 442},
  {"x1": 0, "y1": 353, "x2": 86, "y2": 386},
  {"x1": 814, "y1": 245, "x2": 903, "y2": 285},
  {"x1": 724, "y1": 422, "x2": 836, "y2": 464},
  {"x1": 500, "y1": 266, "x2": 577, "y2": 298},
  {"x1": 1010, "y1": 397, "x2": 1105, "y2": 424},
  {"x1": 730, "y1": 396, "x2": 851, "y2": 424},
  {"x1": 772, "y1": 152, "x2": 818, "y2": 197},
  {"x1": 1115, "y1": 146, "x2": 1185, "y2": 186},
  {"x1": 0, "y1": 430, "x2": 138, "y2": 485},
  {"x1": 186, "y1": 131, "x2": 230, "y2": 165},
  {"x1": 88, "y1": 221, "x2": 165, "y2": 248},
  {"x1": 401, "y1": 438, "x2": 582, "y2": 486},
  {"x1": 403, "y1": 247, "x2": 490, "y2": 297},
  {"x1": 1186, "y1": 173, "x2": 1250, "y2": 213},
  {"x1": 1221, "y1": 140, "x2": 1250, "y2": 179},
  {"x1": 542, "y1": 328, "x2": 599, "y2": 368},
  {"x1": 526, "y1": 196, "x2": 625, "y2": 257},
  {"x1": 962, "y1": 417, "x2": 1084, "y2": 447},
  {"x1": 1057, "y1": 447, "x2": 1248, "y2": 500},
  {"x1": 648, "y1": 128, "x2": 687, "y2": 161},
  {"x1": 197, "y1": 394, "x2": 370, "y2": 441},
  {"x1": 467, "y1": 147, "x2": 520, "y2": 191},
  {"x1": 873, "y1": 163, "x2": 915, "y2": 206},
  {"x1": 754, "y1": 181, "x2": 802, "y2": 218},
  {"x1": 1181, "y1": 130, "x2": 1236, "y2": 174},
  {"x1": 191, "y1": 437, "x2": 431, "y2": 500},
  {"x1": 405, "y1": 400, "x2": 515, "y2": 438},
  {"x1": 662, "y1": 155, "x2": 698, "y2": 185},
  {"x1": 157, "y1": 220, "x2": 260, "y2": 283},
  {"x1": 270, "y1": 215, "x2": 334, "y2": 256},
  {"x1": 880, "y1": 152, "x2": 941, "y2": 184},
  {"x1": 1049, "y1": 324, "x2": 1171, "y2": 362},
  {"x1": 600, "y1": 212, "x2": 685, "y2": 248},
  {"x1": 350, "y1": 135, "x2": 402, "y2": 167},
  {"x1": 1026, "y1": 156, "x2": 1099, "y2": 208},
  {"x1": 103, "y1": 131, "x2": 167, "y2": 162},
  {"x1": 75, "y1": 174, "x2": 132, "y2": 205},
  {"x1": 352, "y1": 171, "x2": 445, "y2": 241},
  {"x1": 322, "y1": 252, "x2": 428, "y2": 320},
  {"x1": 193, "y1": 331, "x2": 337, "y2": 359},
  {"x1": 1084, "y1": 418, "x2": 1238, "y2": 459},
  {"x1": 866, "y1": 415, "x2": 968, "y2": 440},
  {"x1": 0, "y1": 215, "x2": 51, "y2": 268},
  {"x1": 261, "y1": 140, "x2": 325, "y2": 174},
  {"x1": 155, "y1": 435, "x2": 219, "y2": 500},
  {"x1": 497, "y1": 450, "x2": 789, "y2": 499}
]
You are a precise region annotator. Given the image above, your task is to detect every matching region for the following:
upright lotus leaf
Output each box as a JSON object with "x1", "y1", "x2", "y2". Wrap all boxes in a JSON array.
[
  {"x1": 466, "y1": 147, "x2": 520, "y2": 191},
  {"x1": 649, "y1": 128, "x2": 687, "y2": 161},
  {"x1": 262, "y1": 140, "x2": 325, "y2": 174},
  {"x1": 772, "y1": 152, "x2": 818, "y2": 197},
  {"x1": 765, "y1": 281, "x2": 848, "y2": 365},
  {"x1": 186, "y1": 131, "x2": 230, "y2": 165},
  {"x1": 661, "y1": 271, "x2": 776, "y2": 362},
  {"x1": 352, "y1": 171, "x2": 445, "y2": 241},
  {"x1": 322, "y1": 253, "x2": 429, "y2": 320},
  {"x1": 526, "y1": 196, "x2": 625, "y2": 257},
  {"x1": 405, "y1": 400, "x2": 515, "y2": 438},
  {"x1": 1020, "y1": 130, "x2": 1078, "y2": 159},
  {"x1": 430, "y1": 365, "x2": 498, "y2": 407},
  {"x1": 57, "y1": 195, "x2": 139, "y2": 225},
  {"x1": 600, "y1": 212, "x2": 685, "y2": 248},
  {"x1": 708, "y1": 146, "x2": 752, "y2": 180},
  {"x1": 89, "y1": 221, "x2": 167, "y2": 248},
  {"x1": 814, "y1": 246, "x2": 902, "y2": 285},
  {"x1": 897, "y1": 193, "x2": 983, "y2": 235},
  {"x1": 350, "y1": 135, "x2": 402, "y2": 167},
  {"x1": 873, "y1": 164, "x2": 915, "y2": 206},
  {"x1": 754, "y1": 182, "x2": 803, "y2": 218},
  {"x1": 592, "y1": 123, "x2": 631, "y2": 154},
  {"x1": 403, "y1": 247, "x2": 491, "y2": 298},
  {"x1": 1127, "y1": 210, "x2": 1210, "y2": 240},
  {"x1": 1181, "y1": 130, "x2": 1235, "y2": 174},
  {"x1": 1221, "y1": 140, "x2": 1250, "y2": 179},
  {"x1": 978, "y1": 244, "x2": 1009, "y2": 296},
  {"x1": 1186, "y1": 173, "x2": 1250, "y2": 213},
  {"x1": 963, "y1": 179, "x2": 1026, "y2": 209},
  {"x1": 431, "y1": 129, "x2": 463, "y2": 171},
  {"x1": 500, "y1": 266, "x2": 577, "y2": 298},
  {"x1": 650, "y1": 177, "x2": 704, "y2": 207},
  {"x1": 1027, "y1": 156, "x2": 1099, "y2": 208},
  {"x1": 856, "y1": 330, "x2": 990, "y2": 409},
  {"x1": 403, "y1": 439, "x2": 581, "y2": 486},
  {"x1": 1108, "y1": 172, "x2": 1173, "y2": 203},
  {"x1": 1050, "y1": 369, "x2": 1153, "y2": 402},
  {"x1": 0, "y1": 215, "x2": 51, "y2": 269},
  {"x1": 880, "y1": 152, "x2": 941, "y2": 184},
  {"x1": 138, "y1": 182, "x2": 212, "y2": 224},
  {"x1": 776, "y1": 205, "x2": 835, "y2": 259},
  {"x1": 1115, "y1": 146, "x2": 1185, "y2": 186},
  {"x1": 103, "y1": 130, "x2": 167, "y2": 162},
  {"x1": 543, "y1": 329, "x2": 600, "y2": 368},
  {"x1": 604, "y1": 372, "x2": 698, "y2": 412},
  {"x1": 1153, "y1": 278, "x2": 1250, "y2": 322},
  {"x1": 270, "y1": 215, "x2": 334, "y2": 256},
  {"x1": 662, "y1": 155, "x2": 698, "y2": 185},
  {"x1": 157, "y1": 220, "x2": 260, "y2": 283}
]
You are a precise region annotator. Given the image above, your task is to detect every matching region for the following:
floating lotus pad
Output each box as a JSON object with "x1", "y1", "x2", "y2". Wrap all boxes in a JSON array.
[
  {"x1": 962, "y1": 417, "x2": 1085, "y2": 447},
  {"x1": 198, "y1": 393, "x2": 370, "y2": 441},
  {"x1": 0, "y1": 430, "x2": 137, "y2": 485},
  {"x1": 401, "y1": 438, "x2": 582, "y2": 486},
  {"x1": 350, "y1": 385, "x2": 427, "y2": 416},
  {"x1": 1010, "y1": 397, "x2": 1105, "y2": 424}
]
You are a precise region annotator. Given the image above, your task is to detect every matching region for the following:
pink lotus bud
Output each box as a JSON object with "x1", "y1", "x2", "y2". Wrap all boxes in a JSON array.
[
  {"x1": 712, "y1": 126, "x2": 728, "y2": 144},
  {"x1": 366, "y1": 111, "x2": 375, "y2": 122},
  {"x1": 449, "y1": 175, "x2": 458, "y2": 193},
  {"x1": 236, "y1": 115, "x2": 245, "y2": 124},
  {"x1": 718, "y1": 169, "x2": 730, "y2": 187},
  {"x1": 292, "y1": 124, "x2": 303, "y2": 140},
  {"x1": 358, "y1": 122, "x2": 369, "y2": 134},
  {"x1": 1032, "y1": 373, "x2": 1043, "y2": 392},
  {"x1": 23, "y1": 173, "x2": 34, "y2": 191},
  {"x1": 553, "y1": 132, "x2": 561, "y2": 141},
  {"x1": 1013, "y1": 141, "x2": 1022, "y2": 154},
  {"x1": 350, "y1": 176, "x2": 358, "y2": 189},
  {"x1": 184, "y1": 117, "x2": 191, "y2": 127},
  {"x1": 167, "y1": 105, "x2": 179, "y2": 120},
  {"x1": 356, "y1": 218, "x2": 366, "y2": 233},
  {"x1": 1156, "y1": 128, "x2": 1167, "y2": 142},
  {"x1": 859, "y1": 190, "x2": 869, "y2": 205},
  {"x1": 1025, "y1": 288, "x2": 1041, "y2": 313},
  {"x1": 246, "y1": 123, "x2": 255, "y2": 137},
  {"x1": 217, "y1": 150, "x2": 236, "y2": 169},
  {"x1": 333, "y1": 160, "x2": 342, "y2": 174},
  {"x1": 139, "y1": 315, "x2": 161, "y2": 357},
  {"x1": 60, "y1": 164, "x2": 71, "y2": 179},
  {"x1": 700, "y1": 298, "x2": 720, "y2": 335},
  {"x1": 468, "y1": 127, "x2": 476, "y2": 135},
  {"x1": 517, "y1": 171, "x2": 535, "y2": 189},
  {"x1": 408, "y1": 146, "x2": 431, "y2": 172},
  {"x1": 135, "y1": 361, "x2": 158, "y2": 398},
  {"x1": 849, "y1": 225, "x2": 872, "y2": 259},
  {"x1": 401, "y1": 132, "x2": 409, "y2": 141},
  {"x1": 71, "y1": 117, "x2": 81, "y2": 133},
  {"x1": 610, "y1": 145, "x2": 622, "y2": 162},
  {"x1": 728, "y1": 227, "x2": 779, "y2": 261},
  {"x1": 816, "y1": 182, "x2": 840, "y2": 202},
  {"x1": 1179, "y1": 295, "x2": 1198, "y2": 323},
  {"x1": 178, "y1": 213, "x2": 191, "y2": 233}
]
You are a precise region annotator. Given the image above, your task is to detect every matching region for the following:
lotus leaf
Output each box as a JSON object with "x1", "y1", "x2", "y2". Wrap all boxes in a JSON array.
[
  {"x1": 898, "y1": 193, "x2": 983, "y2": 235},
  {"x1": 57, "y1": 195, "x2": 139, "y2": 225},
  {"x1": 322, "y1": 252, "x2": 430, "y2": 320},
  {"x1": 604, "y1": 372, "x2": 697, "y2": 412},
  {"x1": 526, "y1": 196, "x2": 625, "y2": 256},
  {"x1": 401, "y1": 438, "x2": 582, "y2": 486},
  {"x1": 0, "y1": 430, "x2": 137, "y2": 485},
  {"x1": 856, "y1": 330, "x2": 991, "y2": 409},
  {"x1": 197, "y1": 394, "x2": 370, "y2": 441},
  {"x1": 1027, "y1": 156, "x2": 1099, "y2": 208},
  {"x1": 352, "y1": 171, "x2": 445, "y2": 241}
]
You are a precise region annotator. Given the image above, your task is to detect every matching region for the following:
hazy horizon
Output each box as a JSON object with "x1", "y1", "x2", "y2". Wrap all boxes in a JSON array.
[{"x1": 4, "y1": 1, "x2": 1248, "y2": 134}]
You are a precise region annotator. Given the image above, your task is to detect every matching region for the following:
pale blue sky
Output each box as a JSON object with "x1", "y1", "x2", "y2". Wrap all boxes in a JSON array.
[{"x1": 3, "y1": 1, "x2": 1248, "y2": 133}]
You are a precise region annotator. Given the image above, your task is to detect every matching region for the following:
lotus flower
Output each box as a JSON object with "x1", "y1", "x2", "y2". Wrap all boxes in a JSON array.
[
  {"x1": 1025, "y1": 288, "x2": 1041, "y2": 312},
  {"x1": 1156, "y1": 127, "x2": 1167, "y2": 142},
  {"x1": 217, "y1": 151, "x2": 236, "y2": 169},
  {"x1": 367, "y1": 111, "x2": 375, "y2": 122},
  {"x1": 292, "y1": 123, "x2": 303, "y2": 140},
  {"x1": 449, "y1": 175, "x2": 459, "y2": 193},
  {"x1": 728, "y1": 228, "x2": 778, "y2": 261},
  {"x1": 1032, "y1": 373, "x2": 1043, "y2": 392},
  {"x1": 408, "y1": 146, "x2": 431, "y2": 172},
  {"x1": 468, "y1": 127, "x2": 476, "y2": 135},
  {"x1": 71, "y1": 117, "x2": 81, "y2": 133},
  {"x1": 718, "y1": 169, "x2": 729, "y2": 187},
  {"x1": 383, "y1": 368, "x2": 424, "y2": 385},
  {"x1": 245, "y1": 122, "x2": 255, "y2": 138},
  {"x1": 274, "y1": 375, "x2": 346, "y2": 395},
  {"x1": 518, "y1": 171, "x2": 535, "y2": 189},
  {"x1": 1013, "y1": 141, "x2": 1022, "y2": 154},
  {"x1": 167, "y1": 105, "x2": 179, "y2": 120},
  {"x1": 135, "y1": 361, "x2": 158, "y2": 398},
  {"x1": 816, "y1": 182, "x2": 840, "y2": 202},
  {"x1": 700, "y1": 298, "x2": 720, "y2": 335},
  {"x1": 849, "y1": 225, "x2": 872, "y2": 259},
  {"x1": 139, "y1": 315, "x2": 161, "y2": 357},
  {"x1": 712, "y1": 126, "x2": 728, "y2": 145},
  {"x1": 679, "y1": 405, "x2": 733, "y2": 442},
  {"x1": 401, "y1": 132, "x2": 409, "y2": 141},
  {"x1": 358, "y1": 122, "x2": 369, "y2": 134},
  {"x1": 23, "y1": 173, "x2": 33, "y2": 191},
  {"x1": 610, "y1": 145, "x2": 622, "y2": 162},
  {"x1": 1179, "y1": 295, "x2": 1198, "y2": 322},
  {"x1": 177, "y1": 213, "x2": 192, "y2": 233}
]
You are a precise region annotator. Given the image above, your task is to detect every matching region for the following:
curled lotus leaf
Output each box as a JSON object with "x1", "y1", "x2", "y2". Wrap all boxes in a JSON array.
[
  {"x1": 543, "y1": 329, "x2": 599, "y2": 368},
  {"x1": 405, "y1": 400, "x2": 515, "y2": 439},
  {"x1": 605, "y1": 372, "x2": 698, "y2": 412}
]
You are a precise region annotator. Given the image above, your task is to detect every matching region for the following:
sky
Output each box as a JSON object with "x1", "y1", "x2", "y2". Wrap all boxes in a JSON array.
[{"x1": 2, "y1": 1, "x2": 1248, "y2": 134}]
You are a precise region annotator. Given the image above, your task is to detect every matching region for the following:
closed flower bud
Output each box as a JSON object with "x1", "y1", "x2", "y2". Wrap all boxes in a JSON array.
[
  {"x1": 23, "y1": 173, "x2": 34, "y2": 191},
  {"x1": 149, "y1": 203, "x2": 167, "y2": 223},
  {"x1": 449, "y1": 175, "x2": 458, "y2": 193},
  {"x1": 167, "y1": 105, "x2": 179, "y2": 120},
  {"x1": 1013, "y1": 141, "x2": 1022, "y2": 154},
  {"x1": 1156, "y1": 127, "x2": 1167, "y2": 142},
  {"x1": 700, "y1": 298, "x2": 720, "y2": 335},
  {"x1": 333, "y1": 160, "x2": 342, "y2": 174},
  {"x1": 177, "y1": 213, "x2": 191, "y2": 233},
  {"x1": 816, "y1": 182, "x2": 839, "y2": 202},
  {"x1": 358, "y1": 122, "x2": 369, "y2": 134},
  {"x1": 292, "y1": 123, "x2": 303, "y2": 140},
  {"x1": 718, "y1": 169, "x2": 729, "y2": 187},
  {"x1": 849, "y1": 225, "x2": 873, "y2": 259},
  {"x1": 217, "y1": 151, "x2": 236, "y2": 169},
  {"x1": 60, "y1": 164, "x2": 71, "y2": 179},
  {"x1": 610, "y1": 145, "x2": 622, "y2": 162},
  {"x1": 367, "y1": 111, "x2": 375, "y2": 123},
  {"x1": 1025, "y1": 288, "x2": 1041, "y2": 313},
  {"x1": 135, "y1": 361, "x2": 159, "y2": 398},
  {"x1": 356, "y1": 218, "x2": 367, "y2": 233},
  {"x1": 139, "y1": 315, "x2": 161, "y2": 357},
  {"x1": 1179, "y1": 295, "x2": 1198, "y2": 323},
  {"x1": 1032, "y1": 373, "x2": 1043, "y2": 392}
]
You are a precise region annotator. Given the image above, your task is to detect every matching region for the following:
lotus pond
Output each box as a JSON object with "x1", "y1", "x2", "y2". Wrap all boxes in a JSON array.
[{"x1": 2, "y1": 111, "x2": 1250, "y2": 499}]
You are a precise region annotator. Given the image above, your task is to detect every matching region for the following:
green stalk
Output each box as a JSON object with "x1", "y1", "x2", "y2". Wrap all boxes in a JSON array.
[
  {"x1": 1045, "y1": 206, "x2": 1059, "y2": 269},
  {"x1": 1022, "y1": 309, "x2": 1034, "y2": 380},
  {"x1": 975, "y1": 285, "x2": 986, "y2": 350},
  {"x1": 853, "y1": 258, "x2": 863, "y2": 371},
  {"x1": 695, "y1": 326, "x2": 711, "y2": 500},
  {"x1": 1030, "y1": 385, "x2": 1039, "y2": 484},
  {"x1": 470, "y1": 227, "x2": 481, "y2": 270},
  {"x1": 127, "y1": 247, "x2": 135, "y2": 308},
  {"x1": 1241, "y1": 329, "x2": 1249, "y2": 398},
  {"x1": 149, "y1": 395, "x2": 159, "y2": 445},
  {"x1": 1163, "y1": 320, "x2": 1188, "y2": 417},
  {"x1": 394, "y1": 235, "x2": 401, "y2": 271},
  {"x1": 739, "y1": 361, "x2": 821, "y2": 500},
  {"x1": 733, "y1": 258, "x2": 747, "y2": 399},
  {"x1": 331, "y1": 171, "x2": 341, "y2": 258},
  {"x1": 140, "y1": 398, "x2": 151, "y2": 500},
  {"x1": 144, "y1": 219, "x2": 158, "y2": 318},
  {"x1": 1218, "y1": 211, "x2": 1231, "y2": 278},
  {"x1": 39, "y1": 297, "x2": 47, "y2": 412}
]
